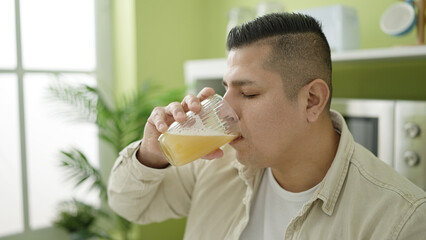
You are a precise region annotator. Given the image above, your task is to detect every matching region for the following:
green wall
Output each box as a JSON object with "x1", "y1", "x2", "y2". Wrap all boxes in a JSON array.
[
  {"x1": 333, "y1": 59, "x2": 426, "y2": 100},
  {"x1": 129, "y1": 0, "x2": 425, "y2": 101},
  {"x1": 198, "y1": 0, "x2": 426, "y2": 101},
  {"x1": 135, "y1": 0, "x2": 203, "y2": 90},
  {"x1": 112, "y1": 0, "x2": 426, "y2": 239},
  {"x1": 202, "y1": 0, "x2": 420, "y2": 55},
  {"x1": 112, "y1": 0, "x2": 138, "y2": 99}
]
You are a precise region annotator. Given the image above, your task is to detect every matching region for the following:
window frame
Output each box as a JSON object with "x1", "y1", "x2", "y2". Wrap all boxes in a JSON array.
[{"x1": 0, "y1": 0, "x2": 114, "y2": 238}]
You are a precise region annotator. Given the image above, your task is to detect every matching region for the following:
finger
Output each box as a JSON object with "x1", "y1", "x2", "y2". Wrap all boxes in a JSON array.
[
  {"x1": 148, "y1": 107, "x2": 169, "y2": 133},
  {"x1": 197, "y1": 87, "x2": 216, "y2": 101},
  {"x1": 165, "y1": 102, "x2": 186, "y2": 122},
  {"x1": 202, "y1": 148, "x2": 224, "y2": 160},
  {"x1": 181, "y1": 94, "x2": 202, "y2": 113}
]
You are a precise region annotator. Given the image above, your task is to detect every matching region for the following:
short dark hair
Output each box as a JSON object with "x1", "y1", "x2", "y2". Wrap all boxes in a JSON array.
[{"x1": 226, "y1": 12, "x2": 332, "y2": 108}]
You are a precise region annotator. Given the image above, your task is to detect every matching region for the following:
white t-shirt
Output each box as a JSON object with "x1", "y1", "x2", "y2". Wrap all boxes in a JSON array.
[{"x1": 240, "y1": 168, "x2": 319, "y2": 240}]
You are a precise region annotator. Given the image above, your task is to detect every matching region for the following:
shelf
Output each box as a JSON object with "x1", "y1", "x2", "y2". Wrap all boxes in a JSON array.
[
  {"x1": 331, "y1": 45, "x2": 426, "y2": 62},
  {"x1": 184, "y1": 46, "x2": 426, "y2": 85}
]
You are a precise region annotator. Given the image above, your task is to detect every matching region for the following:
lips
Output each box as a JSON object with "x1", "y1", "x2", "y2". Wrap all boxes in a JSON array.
[{"x1": 230, "y1": 136, "x2": 243, "y2": 146}]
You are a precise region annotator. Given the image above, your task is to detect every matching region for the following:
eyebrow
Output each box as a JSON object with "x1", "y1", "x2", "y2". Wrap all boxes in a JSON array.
[{"x1": 222, "y1": 79, "x2": 256, "y2": 87}]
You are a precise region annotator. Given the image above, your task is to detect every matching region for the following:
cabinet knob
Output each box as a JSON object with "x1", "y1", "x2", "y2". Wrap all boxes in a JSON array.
[
  {"x1": 404, "y1": 122, "x2": 421, "y2": 138},
  {"x1": 404, "y1": 151, "x2": 420, "y2": 167}
]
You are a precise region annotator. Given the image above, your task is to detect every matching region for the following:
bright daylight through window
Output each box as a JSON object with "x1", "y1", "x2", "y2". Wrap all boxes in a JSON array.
[{"x1": 0, "y1": 0, "x2": 99, "y2": 237}]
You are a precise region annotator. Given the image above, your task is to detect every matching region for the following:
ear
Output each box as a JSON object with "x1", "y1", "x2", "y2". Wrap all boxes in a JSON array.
[{"x1": 302, "y1": 79, "x2": 330, "y2": 123}]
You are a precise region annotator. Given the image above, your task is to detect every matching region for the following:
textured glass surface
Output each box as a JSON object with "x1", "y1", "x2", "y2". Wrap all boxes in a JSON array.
[
  {"x1": 20, "y1": 0, "x2": 95, "y2": 70},
  {"x1": 24, "y1": 73, "x2": 99, "y2": 229},
  {"x1": 0, "y1": 74, "x2": 23, "y2": 236},
  {"x1": 0, "y1": 0, "x2": 17, "y2": 69}
]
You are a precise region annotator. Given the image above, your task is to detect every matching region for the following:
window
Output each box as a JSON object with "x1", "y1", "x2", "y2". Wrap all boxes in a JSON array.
[
  {"x1": 0, "y1": 0, "x2": 109, "y2": 238},
  {"x1": 0, "y1": 74, "x2": 22, "y2": 236}
]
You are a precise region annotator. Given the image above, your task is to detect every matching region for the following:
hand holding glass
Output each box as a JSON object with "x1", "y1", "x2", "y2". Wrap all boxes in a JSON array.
[{"x1": 158, "y1": 94, "x2": 240, "y2": 166}]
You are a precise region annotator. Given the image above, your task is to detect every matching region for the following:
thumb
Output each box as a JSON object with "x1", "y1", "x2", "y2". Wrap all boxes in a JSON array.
[{"x1": 202, "y1": 149, "x2": 224, "y2": 160}]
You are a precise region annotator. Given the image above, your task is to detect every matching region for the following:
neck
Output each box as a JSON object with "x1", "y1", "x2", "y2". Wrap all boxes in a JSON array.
[{"x1": 271, "y1": 113, "x2": 340, "y2": 192}]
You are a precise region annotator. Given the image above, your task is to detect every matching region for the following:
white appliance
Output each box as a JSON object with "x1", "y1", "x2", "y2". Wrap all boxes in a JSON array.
[
  {"x1": 295, "y1": 5, "x2": 360, "y2": 52},
  {"x1": 331, "y1": 99, "x2": 426, "y2": 190}
]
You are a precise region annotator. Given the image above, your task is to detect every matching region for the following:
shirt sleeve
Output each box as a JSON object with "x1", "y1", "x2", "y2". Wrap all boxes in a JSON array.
[
  {"x1": 395, "y1": 199, "x2": 426, "y2": 240},
  {"x1": 107, "y1": 140, "x2": 197, "y2": 224}
]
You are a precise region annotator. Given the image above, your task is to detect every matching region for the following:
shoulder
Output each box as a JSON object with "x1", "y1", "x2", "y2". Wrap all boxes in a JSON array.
[
  {"x1": 336, "y1": 143, "x2": 426, "y2": 238},
  {"x1": 350, "y1": 143, "x2": 426, "y2": 203}
]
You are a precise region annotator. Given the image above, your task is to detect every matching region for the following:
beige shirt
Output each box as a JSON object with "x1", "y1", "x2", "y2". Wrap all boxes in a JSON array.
[{"x1": 108, "y1": 111, "x2": 426, "y2": 240}]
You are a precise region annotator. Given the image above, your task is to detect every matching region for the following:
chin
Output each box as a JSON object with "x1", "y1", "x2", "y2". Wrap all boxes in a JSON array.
[
  {"x1": 235, "y1": 153, "x2": 256, "y2": 167},
  {"x1": 234, "y1": 151, "x2": 247, "y2": 164}
]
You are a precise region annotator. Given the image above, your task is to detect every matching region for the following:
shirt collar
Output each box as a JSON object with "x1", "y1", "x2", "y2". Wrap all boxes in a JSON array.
[
  {"x1": 315, "y1": 110, "x2": 355, "y2": 215},
  {"x1": 231, "y1": 158, "x2": 263, "y2": 188}
]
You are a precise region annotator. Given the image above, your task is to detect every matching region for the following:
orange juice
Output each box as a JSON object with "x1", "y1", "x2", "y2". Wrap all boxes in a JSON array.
[{"x1": 158, "y1": 132, "x2": 237, "y2": 166}]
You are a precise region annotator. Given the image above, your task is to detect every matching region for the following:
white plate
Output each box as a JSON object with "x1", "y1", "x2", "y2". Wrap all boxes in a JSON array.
[{"x1": 380, "y1": 1, "x2": 416, "y2": 36}]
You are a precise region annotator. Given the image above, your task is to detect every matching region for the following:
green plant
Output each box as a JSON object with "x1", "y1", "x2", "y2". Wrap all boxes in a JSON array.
[
  {"x1": 49, "y1": 79, "x2": 185, "y2": 240},
  {"x1": 53, "y1": 199, "x2": 110, "y2": 240}
]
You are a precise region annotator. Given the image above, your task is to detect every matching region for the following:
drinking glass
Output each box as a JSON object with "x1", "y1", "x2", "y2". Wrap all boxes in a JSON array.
[{"x1": 158, "y1": 94, "x2": 240, "y2": 166}]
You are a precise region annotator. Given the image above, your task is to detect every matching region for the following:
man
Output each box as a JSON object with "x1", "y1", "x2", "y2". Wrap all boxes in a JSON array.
[{"x1": 108, "y1": 13, "x2": 426, "y2": 239}]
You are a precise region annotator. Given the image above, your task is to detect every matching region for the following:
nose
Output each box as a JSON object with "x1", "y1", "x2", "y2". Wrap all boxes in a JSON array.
[
  {"x1": 222, "y1": 91, "x2": 232, "y2": 107},
  {"x1": 223, "y1": 91, "x2": 241, "y2": 119}
]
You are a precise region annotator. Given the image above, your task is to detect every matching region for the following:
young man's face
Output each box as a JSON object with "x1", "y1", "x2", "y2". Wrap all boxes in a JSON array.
[{"x1": 223, "y1": 43, "x2": 308, "y2": 169}]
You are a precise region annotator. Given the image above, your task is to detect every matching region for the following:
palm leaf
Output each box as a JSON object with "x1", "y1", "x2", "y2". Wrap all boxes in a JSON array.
[
  {"x1": 59, "y1": 148, "x2": 107, "y2": 202},
  {"x1": 49, "y1": 79, "x2": 185, "y2": 240},
  {"x1": 47, "y1": 80, "x2": 99, "y2": 123}
]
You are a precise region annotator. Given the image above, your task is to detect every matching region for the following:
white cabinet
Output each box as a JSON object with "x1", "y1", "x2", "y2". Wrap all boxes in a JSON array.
[
  {"x1": 184, "y1": 46, "x2": 426, "y2": 94},
  {"x1": 331, "y1": 45, "x2": 426, "y2": 62}
]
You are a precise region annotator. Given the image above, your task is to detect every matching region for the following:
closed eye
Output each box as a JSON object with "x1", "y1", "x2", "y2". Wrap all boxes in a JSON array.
[{"x1": 242, "y1": 93, "x2": 258, "y2": 99}]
